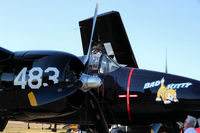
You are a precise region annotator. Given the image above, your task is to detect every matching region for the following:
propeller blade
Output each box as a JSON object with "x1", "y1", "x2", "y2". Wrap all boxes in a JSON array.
[
  {"x1": 27, "y1": 4, "x2": 100, "y2": 106},
  {"x1": 28, "y1": 83, "x2": 80, "y2": 106},
  {"x1": 83, "y1": 3, "x2": 98, "y2": 65}
]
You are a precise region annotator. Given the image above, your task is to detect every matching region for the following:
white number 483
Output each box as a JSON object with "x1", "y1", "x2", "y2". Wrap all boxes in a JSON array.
[{"x1": 14, "y1": 67, "x2": 59, "y2": 89}]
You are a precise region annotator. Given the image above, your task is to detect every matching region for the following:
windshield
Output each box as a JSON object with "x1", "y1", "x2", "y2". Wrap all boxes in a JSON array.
[
  {"x1": 88, "y1": 54, "x2": 101, "y2": 71},
  {"x1": 87, "y1": 54, "x2": 120, "y2": 74},
  {"x1": 99, "y1": 55, "x2": 120, "y2": 73}
]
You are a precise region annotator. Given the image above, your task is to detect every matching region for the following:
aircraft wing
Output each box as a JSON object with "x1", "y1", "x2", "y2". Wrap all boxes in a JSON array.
[
  {"x1": 79, "y1": 11, "x2": 138, "y2": 68},
  {"x1": 0, "y1": 47, "x2": 13, "y2": 62}
]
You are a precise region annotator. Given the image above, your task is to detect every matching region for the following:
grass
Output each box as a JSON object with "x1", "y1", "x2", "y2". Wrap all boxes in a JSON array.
[{"x1": 3, "y1": 121, "x2": 67, "y2": 133}]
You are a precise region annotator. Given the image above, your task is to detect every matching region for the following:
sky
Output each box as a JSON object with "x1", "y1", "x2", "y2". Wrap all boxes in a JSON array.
[{"x1": 0, "y1": 0, "x2": 200, "y2": 80}]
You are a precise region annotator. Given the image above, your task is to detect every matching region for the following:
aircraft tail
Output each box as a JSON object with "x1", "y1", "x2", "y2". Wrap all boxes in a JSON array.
[
  {"x1": 0, "y1": 47, "x2": 13, "y2": 63},
  {"x1": 79, "y1": 11, "x2": 138, "y2": 68}
]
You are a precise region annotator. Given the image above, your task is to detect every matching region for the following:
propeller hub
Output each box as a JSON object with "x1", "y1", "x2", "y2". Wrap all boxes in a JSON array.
[{"x1": 79, "y1": 73, "x2": 102, "y2": 92}]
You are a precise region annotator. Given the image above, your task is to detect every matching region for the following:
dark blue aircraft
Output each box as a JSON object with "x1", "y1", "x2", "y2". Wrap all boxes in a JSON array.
[{"x1": 0, "y1": 5, "x2": 200, "y2": 133}]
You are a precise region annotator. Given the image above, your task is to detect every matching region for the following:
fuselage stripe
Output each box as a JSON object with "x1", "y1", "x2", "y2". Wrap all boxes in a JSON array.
[
  {"x1": 118, "y1": 94, "x2": 138, "y2": 98},
  {"x1": 127, "y1": 68, "x2": 134, "y2": 122},
  {"x1": 28, "y1": 91, "x2": 38, "y2": 106}
]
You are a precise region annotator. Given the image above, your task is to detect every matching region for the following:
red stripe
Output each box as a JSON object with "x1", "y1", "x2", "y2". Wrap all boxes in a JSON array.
[
  {"x1": 118, "y1": 94, "x2": 138, "y2": 98},
  {"x1": 127, "y1": 68, "x2": 134, "y2": 122}
]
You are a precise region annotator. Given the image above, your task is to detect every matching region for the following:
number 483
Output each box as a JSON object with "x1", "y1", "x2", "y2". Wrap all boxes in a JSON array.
[{"x1": 14, "y1": 67, "x2": 60, "y2": 89}]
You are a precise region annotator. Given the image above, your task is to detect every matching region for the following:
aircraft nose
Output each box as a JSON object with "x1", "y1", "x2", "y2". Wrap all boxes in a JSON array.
[{"x1": 175, "y1": 78, "x2": 200, "y2": 100}]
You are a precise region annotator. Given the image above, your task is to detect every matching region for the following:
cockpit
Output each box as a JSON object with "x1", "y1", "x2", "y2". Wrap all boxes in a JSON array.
[{"x1": 87, "y1": 54, "x2": 120, "y2": 74}]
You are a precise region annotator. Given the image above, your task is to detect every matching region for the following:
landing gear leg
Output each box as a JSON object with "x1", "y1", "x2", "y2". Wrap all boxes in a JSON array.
[
  {"x1": 27, "y1": 123, "x2": 30, "y2": 129},
  {"x1": 161, "y1": 123, "x2": 181, "y2": 133},
  {"x1": 48, "y1": 124, "x2": 52, "y2": 130},
  {"x1": 51, "y1": 123, "x2": 57, "y2": 132},
  {"x1": 88, "y1": 91, "x2": 109, "y2": 133},
  {"x1": 0, "y1": 117, "x2": 8, "y2": 132}
]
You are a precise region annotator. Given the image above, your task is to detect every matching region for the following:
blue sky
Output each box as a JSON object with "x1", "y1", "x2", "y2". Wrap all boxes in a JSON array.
[{"x1": 0, "y1": 0, "x2": 200, "y2": 80}]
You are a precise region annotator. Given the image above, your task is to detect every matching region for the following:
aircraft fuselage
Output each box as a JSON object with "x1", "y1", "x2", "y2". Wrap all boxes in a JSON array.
[{"x1": 0, "y1": 51, "x2": 200, "y2": 126}]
